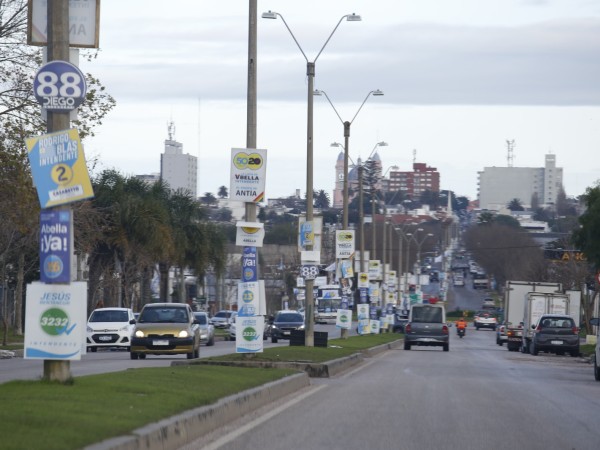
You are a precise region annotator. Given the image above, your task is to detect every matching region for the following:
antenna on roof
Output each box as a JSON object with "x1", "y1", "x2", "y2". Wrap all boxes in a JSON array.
[
  {"x1": 167, "y1": 120, "x2": 176, "y2": 141},
  {"x1": 413, "y1": 148, "x2": 416, "y2": 164},
  {"x1": 506, "y1": 139, "x2": 515, "y2": 167}
]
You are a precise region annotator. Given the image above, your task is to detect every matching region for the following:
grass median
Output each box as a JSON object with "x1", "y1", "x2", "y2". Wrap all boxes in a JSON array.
[{"x1": 0, "y1": 333, "x2": 402, "y2": 450}]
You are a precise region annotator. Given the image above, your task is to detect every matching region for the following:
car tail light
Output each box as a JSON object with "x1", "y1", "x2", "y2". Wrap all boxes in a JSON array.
[
  {"x1": 572, "y1": 327, "x2": 578, "y2": 334},
  {"x1": 535, "y1": 325, "x2": 542, "y2": 332},
  {"x1": 507, "y1": 330, "x2": 514, "y2": 337},
  {"x1": 442, "y1": 324, "x2": 449, "y2": 335},
  {"x1": 405, "y1": 323, "x2": 411, "y2": 333}
]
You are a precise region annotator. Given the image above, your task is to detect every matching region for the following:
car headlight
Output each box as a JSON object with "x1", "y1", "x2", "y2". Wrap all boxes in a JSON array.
[
  {"x1": 86, "y1": 326, "x2": 93, "y2": 333},
  {"x1": 271, "y1": 325, "x2": 278, "y2": 330},
  {"x1": 298, "y1": 325, "x2": 305, "y2": 330},
  {"x1": 135, "y1": 330, "x2": 145, "y2": 338},
  {"x1": 178, "y1": 330, "x2": 189, "y2": 338}
]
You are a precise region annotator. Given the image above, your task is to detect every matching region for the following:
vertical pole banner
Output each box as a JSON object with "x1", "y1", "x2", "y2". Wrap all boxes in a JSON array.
[
  {"x1": 357, "y1": 304, "x2": 370, "y2": 335},
  {"x1": 241, "y1": 246, "x2": 258, "y2": 282},
  {"x1": 237, "y1": 281, "x2": 259, "y2": 317},
  {"x1": 24, "y1": 282, "x2": 87, "y2": 360},
  {"x1": 40, "y1": 210, "x2": 71, "y2": 283},
  {"x1": 235, "y1": 315, "x2": 264, "y2": 353}
]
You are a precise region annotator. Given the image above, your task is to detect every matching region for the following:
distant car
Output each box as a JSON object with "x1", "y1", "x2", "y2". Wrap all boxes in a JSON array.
[
  {"x1": 403, "y1": 303, "x2": 449, "y2": 351},
  {"x1": 482, "y1": 298, "x2": 495, "y2": 309},
  {"x1": 193, "y1": 311, "x2": 215, "y2": 346},
  {"x1": 529, "y1": 314, "x2": 579, "y2": 357},
  {"x1": 392, "y1": 314, "x2": 409, "y2": 333},
  {"x1": 429, "y1": 271, "x2": 439, "y2": 283},
  {"x1": 265, "y1": 310, "x2": 305, "y2": 343},
  {"x1": 86, "y1": 307, "x2": 136, "y2": 352},
  {"x1": 496, "y1": 322, "x2": 508, "y2": 346},
  {"x1": 210, "y1": 310, "x2": 236, "y2": 329},
  {"x1": 228, "y1": 314, "x2": 236, "y2": 341},
  {"x1": 590, "y1": 317, "x2": 600, "y2": 381},
  {"x1": 130, "y1": 303, "x2": 200, "y2": 359},
  {"x1": 474, "y1": 310, "x2": 497, "y2": 330}
]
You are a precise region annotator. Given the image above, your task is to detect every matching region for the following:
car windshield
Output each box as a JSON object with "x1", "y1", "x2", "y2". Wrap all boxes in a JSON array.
[
  {"x1": 276, "y1": 313, "x2": 303, "y2": 322},
  {"x1": 540, "y1": 317, "x2": 574, "y2": 329},
  {"x1": 139, "y1": 307, "x2": 188, "y2": 323},
  {"x1": 89, "y1": 310, "x2": 129, "y2": 323},
  {"x1": 411, "y1": 306, "x2": 443, "y2": 323},
  {"x1": 194, "y1": 314, "x2": 207, "y2": 325},
  {"x1": 214, "y1": 312, "x2": 230, "y2": 319}
]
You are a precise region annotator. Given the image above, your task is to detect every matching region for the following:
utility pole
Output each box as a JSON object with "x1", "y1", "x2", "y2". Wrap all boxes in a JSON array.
[{"x1": 43, "y1": 0, "x2": 71, "y2": 382}]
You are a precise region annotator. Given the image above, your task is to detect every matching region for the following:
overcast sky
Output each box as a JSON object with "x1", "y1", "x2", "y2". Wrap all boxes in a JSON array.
[{"x1": 81, "y1": 0, "x2": 600, "y2": 201}]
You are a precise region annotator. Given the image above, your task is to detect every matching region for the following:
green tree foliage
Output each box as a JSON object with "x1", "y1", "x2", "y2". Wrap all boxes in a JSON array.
[
  {"x1": 464, "y1": 223, "x2": 546, "y2": 286},
  {"x1": 572, "y1": 184, "x2": 600, "y2": 269},
  {"x1": 507, "y1": 198, "x2": 524, "y2": 211},
  {"x1": 494, "y1": 214, "x2": 521, "y2": 229},
  {"x1": 217, "y1": 185, "x2": 228, "y2": 198},
  {"x1": 314, "y1": 189, "x2": 330, "y2": 209}
]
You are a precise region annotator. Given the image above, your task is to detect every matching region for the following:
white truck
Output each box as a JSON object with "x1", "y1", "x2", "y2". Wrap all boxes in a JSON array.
[
  {"x1": 503, "y1": 281, "x2": 562, "y2": 352},
  {"x1": 521, "y1": 292, "x2": 571, "y2": 353}
]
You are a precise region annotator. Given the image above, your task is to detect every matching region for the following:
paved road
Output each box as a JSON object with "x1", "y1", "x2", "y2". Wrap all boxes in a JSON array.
[
  {"x1": 0, "y1": 323, "x2": 348, "y2": 384},
  {"x1": 182, "y1": 325, "x2": 599, "y2": 450}
]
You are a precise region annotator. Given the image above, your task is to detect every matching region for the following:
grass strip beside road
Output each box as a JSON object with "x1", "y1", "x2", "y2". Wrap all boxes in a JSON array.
[
  {"x1": 0, "y1": 365, "x2": 296, "y2": 450},
  {"x1": 206, "y1": 333, "x2": 402, "y2": 363}
]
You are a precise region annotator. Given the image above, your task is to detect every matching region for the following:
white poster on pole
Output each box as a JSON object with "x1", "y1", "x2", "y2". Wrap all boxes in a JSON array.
[
  {"x1": 335, "y1": 230, "x2": 355, "y2": 259},
  {"x1": 357, "y1": 304, "x2": 370, "y2": 335},
  {"x1": 336, "y1": 309, "x2": 352, "y2": 329},
  {"x1": 24, "y1": 282, "x2": 87, "y2": 360},
  {"x1": 230, "y1": 148, "x2": 267, "y2": 202},
  {"x1": 235, "y1": 316, "x2": 265, "y2": 353},
  {"x1": 237, "y1": 281, "x2": 260, "y2": 317}
]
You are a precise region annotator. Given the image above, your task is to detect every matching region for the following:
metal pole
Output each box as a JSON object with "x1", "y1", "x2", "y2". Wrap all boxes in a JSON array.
[
  {"x1": 305, "y1": 61, "x2": 315, "y2": 347},
  {"x1": 245, "y1": 0, "x2": 258, "y2": 223},
  {"x1": 359, "y1": 165, "x2": 365, "y2": 273},
  {"x1": 339, "y1": 121, "x2": 350, "y2": 338}
]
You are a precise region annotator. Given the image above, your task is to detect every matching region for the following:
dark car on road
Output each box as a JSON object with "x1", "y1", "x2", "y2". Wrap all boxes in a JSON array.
[
  {"x1": 529, "y1": 314, "x2": 579, "y2": 357},
  {"x1": 265, "y1": 310, "x2": 304, "y2": 343},
  {"x1": 404, "y1": 303, "x2": 449, "y2": 351}
]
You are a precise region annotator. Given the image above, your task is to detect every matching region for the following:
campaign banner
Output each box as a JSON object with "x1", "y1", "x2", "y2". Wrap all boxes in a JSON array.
[
  {"x1": 357, "y1": 272, "x2": 369, "y2": 289},
  {"x1": 368, "y1": 260, "x2": 382, "y2": 280},
  {"x1": 40, "y1": 210, "x2": 71, "y2": 283},
  {"x1": 297, "y1": 215, "x2": 322, "y2": 252},
  {"x1": 24, "y1": 282, "x2": 87, "y2": 360},
  {"x1": 370, "y1": 319, "x2": 381, "y2": 334},
  {"x1": 357, "y1": 304, "x2": 370, "y2": 335},
  {"x1": 336, "y1": 309, "x2": 352, "y2": 329},
  {"x1": 241, "y1": 246, "x2": 258, "y2": 282},
  {"x1": 237, "y1": 281, "x2": 260, "y2": 317},
  {"x1": 230, "y1": 148, "x2": 267, "y2": 202},
  {"x1": 335, "y1": 230, "x2": 355, "y2": 259},
  {"x1": 236, "y1": 316, "x2": 264, "y2": 353},
  {"x1": 236, "y1": 222, "x2": 265, "y2": 247},
  {"x1": 359, "y1": 287, "x2": 368, "y2": 303},
  {"x1": 26, "y1": 128, "x2": 94, "y2": 208}
]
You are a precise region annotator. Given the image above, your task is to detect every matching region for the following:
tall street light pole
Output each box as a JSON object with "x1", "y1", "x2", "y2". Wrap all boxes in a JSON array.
[
  {"x1": 262, "y1": 10, "x2": 361, "y2": 347},
  {"x1": 316, "y1": 90, "x2": 382, "y2": 338},
  {"x1": 315, "y1": 89, "x2": 383, "y2": 228}
]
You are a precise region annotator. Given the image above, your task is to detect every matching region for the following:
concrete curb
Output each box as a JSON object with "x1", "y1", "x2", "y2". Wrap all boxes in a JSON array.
[{"x1": 84, "y1": 372, "x2": 310, "y2": 450}]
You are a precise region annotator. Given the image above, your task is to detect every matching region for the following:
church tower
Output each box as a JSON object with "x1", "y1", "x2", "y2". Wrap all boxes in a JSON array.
[{"x1": 333, "y1": 151, "x2": 345, "y2": 208}]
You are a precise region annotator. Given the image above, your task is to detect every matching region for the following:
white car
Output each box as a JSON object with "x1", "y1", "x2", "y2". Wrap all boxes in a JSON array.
[{"x1": 86, "y1": 307, "x2": 136, "y2": 352}]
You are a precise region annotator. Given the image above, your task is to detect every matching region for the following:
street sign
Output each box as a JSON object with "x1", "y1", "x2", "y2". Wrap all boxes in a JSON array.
[{"x1": 33, "y1": 60, "x2": 87, "y2": 112}]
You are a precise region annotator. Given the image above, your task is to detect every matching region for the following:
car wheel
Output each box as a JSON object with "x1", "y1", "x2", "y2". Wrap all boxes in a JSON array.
[
  {"x1": 271, "y1": 337, "x2": 278, "y2": 344},
  {"x1": 404, "y1": 341, "x2": 411, "y2": 350},
  {"x1": 139, "y1": 354, "x2": 146, "y2": 359},
  {"x1": 594, "y1": 358, "x2": 600, "y2": 381},
  {"x1": 207, "y1": 337, "x2": 215, "y2": 346},
  {"x1": 443, "y1": 343, "x2": 449, "y2": 352},
  {"x1": 130, "y1": 352, "x2": 138, "y2": 360},
  {"x1": 530, "y1": 341, "x2": 538, "y2": 356},
  {"x1": 570, "y1": 349, "x2": 579, "y2": 358},
  {"x1": 187, "y1": 351, "x2": 194, "y2": 359}
]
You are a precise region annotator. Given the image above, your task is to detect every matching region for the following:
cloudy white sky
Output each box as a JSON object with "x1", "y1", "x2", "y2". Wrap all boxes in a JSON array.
[{"x1": 81, "y1": 0, "x2": 600, "y2": 201}]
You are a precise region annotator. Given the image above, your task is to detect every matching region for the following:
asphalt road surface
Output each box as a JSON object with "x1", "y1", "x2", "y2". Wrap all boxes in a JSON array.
[{"x1": 182, "y1": 326, "x2": 599, "y2": 450}]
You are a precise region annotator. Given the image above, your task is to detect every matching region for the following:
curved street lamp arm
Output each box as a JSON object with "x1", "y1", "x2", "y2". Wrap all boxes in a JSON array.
[
  {"x1": 350, "y1": 90, "x2": 376, "y2": 125},
  {"x1": 275, "y1": 13, "x2": 309, "y2": 62},
  {"x1": 317, "y1": 90, "x2": 344, "y2": 124},
  {"x1": 314, "y1": 14, "x2": 352, "y2": 62}
]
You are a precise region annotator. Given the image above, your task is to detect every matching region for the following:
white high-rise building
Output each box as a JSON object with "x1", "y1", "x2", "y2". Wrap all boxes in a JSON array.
[
  {"x1": 477, "y1": 154, "x2": 563, "y2": 210},
  {"x1": 160, "y1": 121, "x2": 197, "y2": 198}
]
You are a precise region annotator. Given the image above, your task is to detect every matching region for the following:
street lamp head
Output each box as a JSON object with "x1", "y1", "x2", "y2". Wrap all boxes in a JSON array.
[
  {"x1": 372, "y1": 89, "x2": 384, "y2": 96},
  {"x1": 377, "y1": 141, "x2": 388, "y2": 147},
  {"x1": 346, "y1": 13, "x2": 362, "y2": 22},
  {"x1": 330, "y1": 142, "x2": 343, "y2": 148},
  {"x1": 314, "y1": 89, "x2": 324, "y2": 96},
  {"x1": 261, "y1": 10, "x2": 278, "y2": 19}
]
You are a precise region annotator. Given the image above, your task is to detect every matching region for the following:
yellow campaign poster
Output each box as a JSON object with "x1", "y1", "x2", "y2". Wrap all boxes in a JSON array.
[{"x1": 26, "y1": 128, "x2": 94, "y2": 208}]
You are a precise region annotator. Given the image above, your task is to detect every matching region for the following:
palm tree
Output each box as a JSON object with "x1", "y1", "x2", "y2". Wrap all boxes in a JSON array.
[
  {"x1": 314, "y1": 189, "x2": 331, "y2": 209},
  {"x1": 507, "y1": 198, "x2": 524, "y2": 211},
  {"x1": 218, "y1": 185, "x2": 228, "y2": 199}
]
